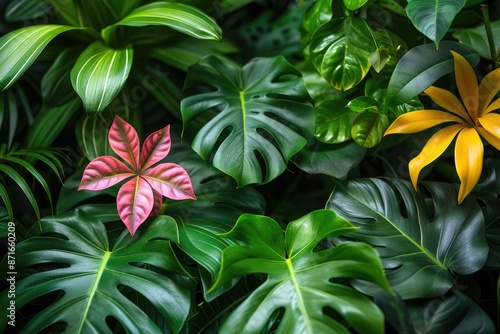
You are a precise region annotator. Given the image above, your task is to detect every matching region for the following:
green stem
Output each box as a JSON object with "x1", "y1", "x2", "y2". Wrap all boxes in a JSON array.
[{"x1": 481, "y1": 5, "x2": 497, "y2": 69}]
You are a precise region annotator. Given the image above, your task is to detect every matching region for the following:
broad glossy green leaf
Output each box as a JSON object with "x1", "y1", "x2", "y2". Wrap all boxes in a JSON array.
[
  {"x1": 71, "y1": 41, "x2": 133, "y2": 114},
  {"x1": 47, "y1": 0, "x2": 79, "y2": 26},
  {"x1": 301, "y1": 0, "x2": 333, "y2": 59},
  {"x1": 351, "y1": 111, "x2": 389, "y2": 148},
  {"x1": 406, "y1": 0, "x2": 466, "y2": 46},
  {"x1": 346, "y1": 96, "x2": 380, "y2": 113},
  {"x1": 453, "y1": 20, "x2": 500, "y2": 59},
  {"x1": 73, "y1": 0, "x2": 120, "y2": 29},
  {"x1": 292, "y1": 138, "x2": 366, "y2": 179},
  {"x1": 327, "y1": 178, "x2": 489, "y2": 299},
  {"x1": 343, "y1": 0, "x2": 369, "y2": 10},
  {"x1": 41, "y1": 47, "x2": 81, "y2": 107},
  {"x1": 0, "y1": 211, "x2": 191, "y2": 333},
  {"x1": 211, "y1": 210, "x2": 392, "y2": 334},
  {"x1": 24, "y1": 98, "x2": 81, "y2": 149},
  {"x1": 315, "y1": 99, "x2": 357, "y2": 144},
  {"x1": 5, "y1": 0, "x2": 51, "y2": 22},
  {"x1": 310, "y1": 17, "x2": 377, "y2": 91},
  {"x1": 101, "y1": 2, "x2": 222, "y2": 43},
  {"x1": 407, "y1": 289, "x2": 495, "y2": 333},
  {"x1": 181, "y1": 55, "x2": 315, "y2": 186},
  {"x1": 0, "y1": 25, "x2": 78, "y2": 91},
  {"x1": 163, "y1": 132, "x2": 265, "y2": 300},
  {"x1": 386, "y1": 41, "x2": 479, "y2": 105}
]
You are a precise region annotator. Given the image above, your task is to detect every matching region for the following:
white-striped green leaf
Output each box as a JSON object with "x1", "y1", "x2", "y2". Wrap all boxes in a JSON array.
[
  {"x1": 101, "y1": 2, "x2": 222, "y2": 43},
  {"x1": 0, "y1": 25, "x2": 78, "y2": 92},
  {"x1": 5, "y1": 0, "x2": 51, "y2": 22},
  {"x1": 71, "y1": 41, "x2": 133, "y2": 114}
]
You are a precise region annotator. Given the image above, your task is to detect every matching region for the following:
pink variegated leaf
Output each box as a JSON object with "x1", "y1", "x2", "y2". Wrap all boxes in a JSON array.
[
  {"x1": 150, "y1": 190, "x2": 164, "y2": 216},
  {"x1": 109, "y1": 115, "x2": 140, "y2": 171},
  {"x1": 79, "y1": 156, "x2": 134, "y2": 191},
  {"x1": 142, "y1": 163, "x2": 196, "y2": 200},
  {"x1": 117, "y1": 176, "x2": 154, "y2": 235},
  {"x1": 140, "y1": 124, "x2": 171, "y2": 171}
]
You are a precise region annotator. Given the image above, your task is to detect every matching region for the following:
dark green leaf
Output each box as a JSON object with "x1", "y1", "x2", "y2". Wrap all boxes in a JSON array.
[
  {"x1": 386, "y1": 41, "x2": 479, "y2": 105},
  {"x1": 0, "y1": 164, "x2": 40, "y2": 221},
  {"x1": 351, "y1": 111, "x2": 389, "y2": 148},
  {"x1": 310, "y1": 17, "x2": 377, "y2": 90},
  {"x1": 301, "y1": 0, "x2": 333, "y2": 59},
  {"x1": 327, "y1": 178, "x2": 489, "y2": 299},
  {"x1": 5, "y1": 0, "x2": 52, "y2": 22},
  {"x1": 453, "y1": 20, "x2": 500, "y2": 59},
  {"x1": 0, "y1": 211, "x2": 191, "y2": 333},
  {"x1": 0, "y1": 25, "x2": 78, "y2": 91},
  {"x1": 406, "y1": 0, "x2": 466, "y2": 46},
  {"x1": 181, "y1": 55, "x2": 315, "y2": 186},
  {"x1": 211, "y1": 210, "x2": 392, "y2": 334},
  {"x1": 315, "y1": 99, "x2": 357, "y2": 144},
  {"x1": 71, "y1": 41, "x2": 133, "y2": 114}
]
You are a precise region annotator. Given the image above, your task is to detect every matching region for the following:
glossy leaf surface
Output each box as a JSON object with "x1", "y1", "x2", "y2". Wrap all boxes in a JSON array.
[
  {"x1": 0, "y1": 211, "x2": 191, "y2": 333},
  {"x1": 0, "y1": 25, "x2": 77, "y2": 91},
  {"x1": 351, "y1": 111, "x2": 389, "y2": 148},
  {"x1": 315, "y1": 99, "x2": 357, "y2": 144},
  {"x1": 327, "y1": 178, "x2": 488, "y2": 299},
  {"x1": 102, "y1": 2, "x2": 222, "y2": 43},
  {"x1": 71, "y1": 41, "x2": 133, "y2": 114},
  {"x1": 406, "y1": 0, "x2": 466, "y2": 46},
  {"x1": 181, "y1": 55, "x2": 315, "y2": 186},
  {"x1": 386, "y1": 41, "x2": 479, "y2": 105},
  {"x1": 453, "y1": 20, "x2": 500, "y2": 58},
  {"x1": 310, "y1": 17, "x2": 377, "y2": 91},
  {"x1": 211, "y1": 210, "x2": 392, "y2": 334}
]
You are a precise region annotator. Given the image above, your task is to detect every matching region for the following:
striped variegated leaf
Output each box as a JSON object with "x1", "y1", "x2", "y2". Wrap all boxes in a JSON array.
[
  {"x1": 101, "y1": 2, "x2": 222, "y2": 43},
  {"x1": 71, "y1": 41, "x2": 133, "y2": 114},
  {"x1": 0, "y1": 25, "x2": 78, "y2": 92}
]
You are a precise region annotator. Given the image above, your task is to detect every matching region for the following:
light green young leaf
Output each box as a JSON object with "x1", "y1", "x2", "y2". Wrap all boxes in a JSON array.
[
  {"x1": 406, "y1": 0, "x2": 466, "y2": 47},
  {"x1": 343, "y1": 0, "x2": 369, "y2": 10},
  {"x1": 0, "y1": 25, "x2": 78, "y2": 91},
  {"x1": 101, "y1": 2, "x2": 222, "y2": 43},
  {"x1": 0, "y1": 211, "x2": 191, "y2": 333},
  {"x1": 71, "y1": 41, "x2": 133, "y2": 114},
  {"x1": 211, "y1": 210, "x2": 392, "y2": 334},
  {"x1": 181, "y1": 55, "x2": 315, "y2": 186}
]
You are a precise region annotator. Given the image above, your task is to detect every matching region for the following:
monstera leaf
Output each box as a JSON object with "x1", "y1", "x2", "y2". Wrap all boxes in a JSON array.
[
  {"x1": 0, "y1": 211, "x2": 191, "y2": 333},
  {"x1": 181, "y1": 55, "x2": 315, "y2": 186},
  {"x1": 210, "y1": 210, "x2": 393, "y2": 334},
  {"x1": 327, "y1": 178, "x2": 489, "y2": 299}
]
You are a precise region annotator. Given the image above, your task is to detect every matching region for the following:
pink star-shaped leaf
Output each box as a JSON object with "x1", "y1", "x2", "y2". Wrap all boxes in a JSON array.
[{"x1": 79, "y1": 115, "x2": 196, "y2": 235}]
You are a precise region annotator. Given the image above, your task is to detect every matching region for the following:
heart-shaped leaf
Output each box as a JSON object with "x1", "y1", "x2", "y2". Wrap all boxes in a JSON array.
[
  {"x1": 0, "y1": 25, "x2": 78, "y2": 91},
  {"x1": 101, "y1": 2, "x2": 222, "y2": 43},
  {"x1": 406, "y1": 0, "x2": 466, "y2": 47},
  {"x1": 385, "y1": 41, "x2": 479, "y2": 105},
  {"x1": 315, "y1": 99, "x2": 357, "y2": 144},
  {"x1": 181, "y1": 55, "x2": 315, "y2": 186},
  {"x1": 310, "y1": 17, "x2": 377, "y2": 91},
  {"x1": 210, "y1": 209, "x2": 393, "y2": 334},
  {"x1": 71, "y1": 41, "x2": 133, "y2": 114},
  {"x1": 327, "y1": 178, "x2": 489, "y2": 299},
  {"x1": 0, "y1": 211, "x2": 191, "y2": 333},
  {"x1": 351, "y1": 111, "x2": 389, "y2": 148}
]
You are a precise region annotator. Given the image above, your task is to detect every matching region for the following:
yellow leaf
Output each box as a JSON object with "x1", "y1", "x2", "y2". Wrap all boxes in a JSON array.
[
  {"x1": 408, "y1": 124, "x2": 463, "y2": 190},
  {"x1": 384, "y1": 110, "x2": 463, "y2": 135},
  {"x1": 451, "y1": 51, "x2": 479, "y2": 120},
  {"x1": 478, "y1": 67, "x2": 500, "y2": 114},
  {"x1": 424, "y1": 86, "x2": 471, "y2": 124},
  {"x1": 455, "y1": 128, "x2": 483, "y2": 204},
  {"x1": 481, "y1": 97, "x2": 500, "y2": 117}
]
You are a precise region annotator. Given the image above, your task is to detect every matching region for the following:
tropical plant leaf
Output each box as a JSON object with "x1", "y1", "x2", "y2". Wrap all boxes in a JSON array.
[
  {"x1": 163, "y1": 132, "x2": 266, "y2": 300},
  {"x1": 407, "y1": 289, "x2": 495, "y2": 333},
  {"x1": 46, "y1": 0, "x2": 79, "y2": 26},
  {"x1": 0, "y1": 183, "x2": 13, "y2": 222},
  {"x1": 101, "y1": 2, "x2": 222, "y2": 43},
  {"x1": 453, "y1": 20, "x2": 500, "y2": 59},
  {"x1": 301, "y1": 0, "x2": 333, "y2": 59},
  {"x1": 0, "y1": 25, "x2": 78, "y2": 91},
  {"x1": 310, "y1": 17, "x2": 377, "y2": 91},
  {"x1": 5, "y1": 0, "x2": 52, "y2": 22},
  {"x1": 406, "y1": 0, "x2": 466, "y2": 47},
  {"x1": 351, "y1": 111, "x2": 389, "y2": 148},
  {"x1": 385, "y1": 41, "x2": 479, "y2": 105},
  {"x1": 327, "y1": 178, "x2": 489, "y2": 299},
  {"x1": 181, "y1": 55, "x2": 315, "y2": 186},
  {"x1": 315, "y1": 99, "x2": 357, "y2": 144},
  {"x1": 292, "y1": 138, "x2": 366, "y2": 179},
  {"x1": 71, "y1": 41, "x2": 133, "y2": 114},
  {"x1": 24, "y1": 98, "x2": 81, "y2": 149},
  {"x1": 0, "y1": 211, "x2": 192, "y2": 333},
  {"x1": 210, "y1": 209, "x2": 393, "y2": 334},
  {"x1": 343, "y1": 0, "x2": 369, "y2": 10}
]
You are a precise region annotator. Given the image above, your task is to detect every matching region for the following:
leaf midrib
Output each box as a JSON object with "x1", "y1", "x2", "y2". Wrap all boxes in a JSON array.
[
  {"x1": 78, "y1": 251, "x2": 111, "y2": 332},
  {"x1": 286, "y1": 258, "x2": 313, "y2": 333}
]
